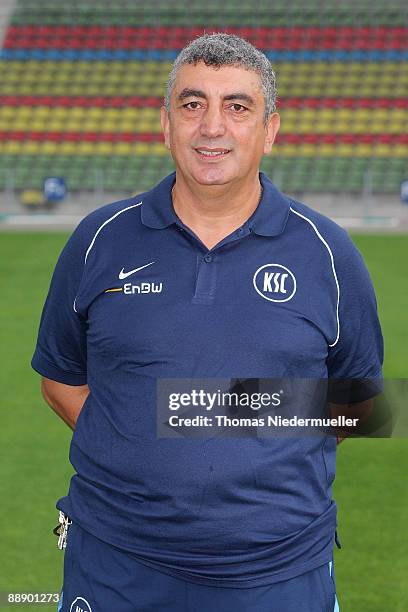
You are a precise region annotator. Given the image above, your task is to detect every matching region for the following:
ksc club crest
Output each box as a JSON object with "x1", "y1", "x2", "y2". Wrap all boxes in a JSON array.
[{"x1": 253, "y1": 264, "x2": 296, "y2": 303}]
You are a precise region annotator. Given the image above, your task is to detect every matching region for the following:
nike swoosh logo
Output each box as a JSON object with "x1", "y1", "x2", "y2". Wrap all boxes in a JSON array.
[{"x1": 118, "y1": 261, "x2": 155, "y2": 280}]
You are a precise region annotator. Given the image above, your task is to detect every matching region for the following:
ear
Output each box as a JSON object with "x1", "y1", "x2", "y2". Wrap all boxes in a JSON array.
[
  {"x1": 263, "y1": 112, "x2": 280, "y2": 155},
  {"x1": 160, "y1": 106, "x2": 171, "y2": 150}
]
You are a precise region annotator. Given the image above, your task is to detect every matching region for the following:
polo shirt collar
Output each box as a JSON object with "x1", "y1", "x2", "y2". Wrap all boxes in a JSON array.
[
  {"x1": 140, "y1": 171, "x2": 290, "y2": 237},
  {"x1": 140, "y1": 172, "x2": 178, "y2": 229},
  {"x1": 249, "y1": 172, "x2": 291, "y2": 237}
]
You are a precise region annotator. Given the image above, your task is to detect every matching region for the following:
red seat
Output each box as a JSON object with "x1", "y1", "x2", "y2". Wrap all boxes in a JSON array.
[
  {"x1": 84, "y1": 133, "x2": 98, "y2": 142},
  {"x1": 65, "y1": 133, "x2": 81, "y2": 142},
  {"x1": 304, "y1": 134, "x2": 319, "y2": 144},
  {"x1": 25, "y1": 132, "x2": 40, "y2": 141},
  {"x1": 341, "y1": 134, "x2": 356, "y2": 144},
  {"x1": 47, "y1": 132, "x2": 62, "y2": 142}
]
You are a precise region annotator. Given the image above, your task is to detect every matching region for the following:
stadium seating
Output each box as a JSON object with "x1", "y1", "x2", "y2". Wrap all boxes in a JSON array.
[{"x1": 0, "y1": 0, "x2": 407, "y2": 194}]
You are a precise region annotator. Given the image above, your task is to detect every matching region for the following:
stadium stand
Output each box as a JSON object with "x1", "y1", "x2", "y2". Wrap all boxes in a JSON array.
[{"x1": 0, "y1": 0, "x2": 407, "y2": 197}]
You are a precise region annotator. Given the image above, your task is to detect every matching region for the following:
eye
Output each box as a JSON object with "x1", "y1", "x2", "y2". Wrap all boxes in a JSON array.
[
  {"x1": 229, "y1": 103, "x2": 247, "y2": 112},
  {"x1": 182, "y1": 101, "x2": 202, "y2": 110}
]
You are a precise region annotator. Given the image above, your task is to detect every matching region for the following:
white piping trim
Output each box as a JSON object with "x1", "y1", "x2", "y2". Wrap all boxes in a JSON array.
[
  {"x1": 84, "y1": 201, "x2": 143, "y2": 264},
  {"x1": 72, "y1": 201, "x2": 142, "y2": 312},
  {"x1": 289, "y1": 207, "x2": 340, "y2": 347}
]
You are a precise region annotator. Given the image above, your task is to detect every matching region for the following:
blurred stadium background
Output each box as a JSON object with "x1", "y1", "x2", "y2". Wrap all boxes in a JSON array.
[
  {"x1": 0, "y1": 1, "x2": 407, "y2": 611},
  {"x1": 0, "y1": 0, "x2": 407, "y2": 227}
]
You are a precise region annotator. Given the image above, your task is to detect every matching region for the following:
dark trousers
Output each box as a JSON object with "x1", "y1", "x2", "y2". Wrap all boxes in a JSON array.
[{"x1": 59, "y1": 522, "x2": 340, "y2": 612}]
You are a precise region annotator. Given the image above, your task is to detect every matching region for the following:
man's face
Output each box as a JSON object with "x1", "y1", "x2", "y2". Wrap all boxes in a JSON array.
[{"x1": 160, "y1": 61, "x2": 280, "y2": 188}]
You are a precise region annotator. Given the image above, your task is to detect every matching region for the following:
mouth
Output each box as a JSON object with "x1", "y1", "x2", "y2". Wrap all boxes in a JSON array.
[{"x1": 194, "y1": 147, "x2": 231, "y2": 159}]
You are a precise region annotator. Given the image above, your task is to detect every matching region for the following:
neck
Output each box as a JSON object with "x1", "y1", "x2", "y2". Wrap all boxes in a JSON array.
[{"x1": 171, "y1": 173, "x2": 263, "y2": 240}]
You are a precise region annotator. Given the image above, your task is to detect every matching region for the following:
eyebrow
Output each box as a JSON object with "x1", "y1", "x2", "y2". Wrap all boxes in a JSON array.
[{"x1": 177, "y1": 88, "x2": 255, "y2": 106}]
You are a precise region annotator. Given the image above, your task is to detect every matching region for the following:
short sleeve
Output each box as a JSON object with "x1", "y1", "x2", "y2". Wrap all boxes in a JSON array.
[
  {"x1": 31, "y1": 222, "x2": 88, "y2": 385},
  {"x1": 326, "y1": 239, "x2": 384, "y2": 402}
]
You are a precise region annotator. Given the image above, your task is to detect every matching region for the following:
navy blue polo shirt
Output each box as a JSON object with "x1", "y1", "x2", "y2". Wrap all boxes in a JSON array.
[{"x1": 31, "y1": 171, "x2": 383, "y2": 588}]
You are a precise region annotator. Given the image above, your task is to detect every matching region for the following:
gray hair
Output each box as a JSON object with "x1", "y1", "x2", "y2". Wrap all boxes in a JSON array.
[{"x1": 164, "y1": 33, "x2": 277, "y2": 124}]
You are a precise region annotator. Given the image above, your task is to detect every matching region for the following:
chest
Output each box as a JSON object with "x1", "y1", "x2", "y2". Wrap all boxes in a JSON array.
[{"x1": 77, "y1": 238, "x2": 336, "y2": 377}]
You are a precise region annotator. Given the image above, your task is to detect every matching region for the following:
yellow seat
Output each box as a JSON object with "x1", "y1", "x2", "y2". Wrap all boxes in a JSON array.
[
  {"x1": 114, "y1": 142, "x2": 132, "y2": 155},
  {"x1": 88, "y1": 107, "x2": 104, "y2": 119},
  {"x1": 29, "y1": 119, "x2": 46, "y2": 131},
  {"x1": 78, "y1": 120, "x2": 98, "y2": 132},
  {"x1": 357, "y1": 144, "x2": 374, "y2": 157},
  {"x1": 77, "y1": 142, "x2": 96, "y2": 155},
  {"x1": 95, "y1": 142, "x2": 114, "y2": 155},
  {"x1": 118, "y1": 121, "x2": 134, "y2": 133},
  {"x1": 119, "y1": 85, "x2": 134, "y2": 96},
  {"x1": 122, "y1": 73, "x2": 139, "y2": 85},
  {"x1": 40, "y1": 142, "x2": 58, "y2": 154},
  {"x1": 103, "y1": 85, "x2": 118, "y2": 96},
  {"x1": 351, "y1": 122, "x2": 366, "y2": 134},
  {"x1": 55, "y1": 72, "x2": 71, "y2": 83},
  {"x1": 152, "y1": 143, "x2": 167, "y2": 156},
  {"x1": 374, "y1": 144, "x2": 392, "y2": 156},
  {"x1": 372, "y1": 108, "x2": 391, "y2": 123},
  {"x1": 45, "y1": 84, "x2": 61, "y2": 96},
  {"x1": 33, "y1": 106, "x2": 51, "y2": 119},
  {"x1": 80, "y1": 83, "x2": 101, "y2": 96},
  {"x1": 318, "y1": 122, "x2": 335, "y2": 134},
  {"x1": 0, "y1": 73, "x2": 21, "y2": 85},
  {"x1": 299, "y1": 121, "x2": 316, "y2": 134},
  {"x1": 393, "y1": 109, "x2": 407, "y2": 121},
  {"x1": 25, "y1": 141, "x2": 42, "y2": 154},
  {"x1": 107, "y1": 109, "x2": 121, "y2": 121},
  {"x1": 65, "y1": 120, "x2": 82, "y2": 132},
  {"x1": 389, "y1": 121, "x2": 405, "y2": 134},
  {"x1": 46, "y1": 119, "x2": 64, "y2": 132},
  {"x1": 99, "y1": 121, "x2": 118, "y2": 133},
  {"x1": 136, "y1": 120, "x2": 151, "y2": 132},
  {"x1": 4, "y1": 141, "x2": 22, "y2": 154},
  {"x1": 71, "y1": 107, "x2": 86, "y2": 119},
  {"x1": 280, "y1": 144, "x2": 297, "y2": 157},
  {"x1": 0, "y1": 106, "x2": 15, "y2": 119},
  {"x1": 122, "y1": 108, "x2": 138, "y2": 119},
  {"x1": 317, "y1": 145, "x2": 333, "y2": 157},
  {"x1": 17, "y1": 106, "x2": 32, "y2": 119},
  {"x1": 393, "y1": 145, "x2": 407, "y2": 157},
  {"x1": 69, "y1": 85, "x2": 87, "y2": 95},
  {"x1": 51, "y1": 107, "x2": 67, "y2": 120},
  {"x1": 58, "y1": 142, "x2": 77, "y2": 155},
  {"x1": 74, "y1": 73, "x2": 91, "y2": 85},
  {"x1": 12, "y1": 119, "x2": 30, "y2": 131},
  {"x1": 20, "y1": 190, "x2": 46, "y2": 206},
  {"x1": 302, "y1": 144, "x2": 318, "y2": 157},
  {"x1": 337, "y1": 144, "x2": 355, "y2": 156}
]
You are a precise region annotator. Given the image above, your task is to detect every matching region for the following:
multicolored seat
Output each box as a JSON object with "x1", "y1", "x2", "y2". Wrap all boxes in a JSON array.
[{"x1": 0, "y1": 0, "x2": 407, "y2": 193}]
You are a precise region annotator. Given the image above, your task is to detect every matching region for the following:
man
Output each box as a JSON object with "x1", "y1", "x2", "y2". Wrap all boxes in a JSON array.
[{"x1": 32, "y1": 34, "x2": 383, "y2": 611}]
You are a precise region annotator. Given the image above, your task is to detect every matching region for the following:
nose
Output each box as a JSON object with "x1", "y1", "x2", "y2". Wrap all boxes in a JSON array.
[{"x1": 199, "y1": 105, "x2": 226, "y2": 139}]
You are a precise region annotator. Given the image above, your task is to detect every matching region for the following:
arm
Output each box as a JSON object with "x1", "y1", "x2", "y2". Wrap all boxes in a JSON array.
[
  {"x1": 31, "y1": 222, "x2": 90, "y2": 423},
  {"x1": 329, "y1": 398, "x2": 373, "y2": 445},
  {"x1": 325, "y1": 236, "x2": 384, "y2": 444},
  {"x1": 41, "y1": 377, "x2": 90, "y2": 430},
  {"x1": 329, "y1": 393, "x2": 392, "y2": 444}
]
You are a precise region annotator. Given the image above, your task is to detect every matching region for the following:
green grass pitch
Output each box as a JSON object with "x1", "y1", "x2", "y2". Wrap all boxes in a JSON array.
[{"x1": 0, "y1": 232, "x2": 407, "y2": 611}]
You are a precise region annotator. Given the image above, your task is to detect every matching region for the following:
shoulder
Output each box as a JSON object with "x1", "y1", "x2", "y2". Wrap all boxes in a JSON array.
[
  {"x1": 78, "y1": 192, "x2": 146, "y2": 237},
  {"x1": 66, "y1": 191, "x2": 149, "y2": 260},
  {"x1": 286, "y1": 196, "x2": 377, "y2": 311},
  {"x1": 285, "y1": 196, "x2": 360, "y2": 265}
]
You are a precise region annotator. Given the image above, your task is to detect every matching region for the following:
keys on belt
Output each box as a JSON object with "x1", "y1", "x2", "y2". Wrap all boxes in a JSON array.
[{"x1": 53, "y1": 511, "x2": 72, "y2": 550}]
